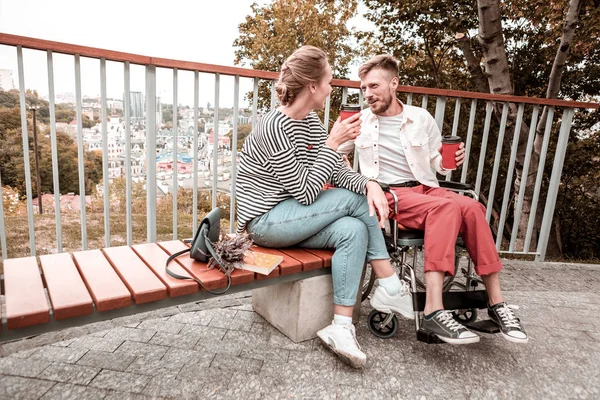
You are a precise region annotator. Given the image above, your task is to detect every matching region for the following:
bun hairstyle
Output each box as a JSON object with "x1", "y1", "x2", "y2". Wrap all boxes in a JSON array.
[{"x1": 275, "y1": 45, "x2": 328, "y2": 106}]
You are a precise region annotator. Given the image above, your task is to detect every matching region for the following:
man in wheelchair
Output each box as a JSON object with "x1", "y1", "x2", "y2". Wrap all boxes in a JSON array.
[{"x1": 338, "y1": 54, "x2": 528, "y2": 345}]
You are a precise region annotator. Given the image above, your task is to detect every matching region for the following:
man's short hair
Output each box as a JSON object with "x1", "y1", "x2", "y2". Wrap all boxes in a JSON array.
[{"x1": 358, "y1": 55, "x2": 400, "y2": 80}]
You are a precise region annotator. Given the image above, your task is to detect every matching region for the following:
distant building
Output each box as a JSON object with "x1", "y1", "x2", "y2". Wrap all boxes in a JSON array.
[
  {"x1": 0, "y1": 69, "x2": 15, "y2": 91},
  {"x1": 129, "y1": 91, "x2": 144, "y2": 122}
]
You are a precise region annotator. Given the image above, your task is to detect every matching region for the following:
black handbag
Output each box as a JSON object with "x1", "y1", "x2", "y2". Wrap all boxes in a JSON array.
[{"x1": 165, "y1": 207, "x2": 231, "y2": 294}]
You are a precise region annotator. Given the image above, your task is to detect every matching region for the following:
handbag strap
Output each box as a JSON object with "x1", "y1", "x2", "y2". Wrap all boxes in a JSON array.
[{"x1": 165, "y1": 236, "x2": 232, "y2": 295}]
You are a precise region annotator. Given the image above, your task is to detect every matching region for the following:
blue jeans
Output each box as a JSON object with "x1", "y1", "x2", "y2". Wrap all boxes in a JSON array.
[{"x1": 246, "y1": 188, "x2": 389, "y2": 306}]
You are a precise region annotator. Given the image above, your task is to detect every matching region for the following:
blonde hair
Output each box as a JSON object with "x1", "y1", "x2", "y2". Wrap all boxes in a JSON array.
[
  {"x1": 358, "y1": 54, "x2": 399, "y2": 80},
  {"x1": 276, "y1": 46, "x2": 328, "y2": 106}
]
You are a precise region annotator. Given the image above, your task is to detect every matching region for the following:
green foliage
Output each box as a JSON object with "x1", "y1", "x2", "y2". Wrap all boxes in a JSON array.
[
  {"x1": 234, "y1": 0, "x2": 359, "y2": 111},
  {"x1": 0, "y1": 126, "x2": 103, "y2": 197}
]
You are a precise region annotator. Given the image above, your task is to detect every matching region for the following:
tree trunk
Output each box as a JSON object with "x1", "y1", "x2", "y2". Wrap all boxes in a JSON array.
[
  {"x1": 455, "y1": 33, "x2": 489, "y2": 93},
  {"x1": 476, "y1": 0, "x2": 533, "y2": 251}
]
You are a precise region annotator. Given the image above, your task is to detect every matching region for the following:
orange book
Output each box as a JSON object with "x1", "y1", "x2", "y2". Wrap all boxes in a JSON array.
[{"x1": 238, "y1": 250, "x2": 283, "y2": 275}]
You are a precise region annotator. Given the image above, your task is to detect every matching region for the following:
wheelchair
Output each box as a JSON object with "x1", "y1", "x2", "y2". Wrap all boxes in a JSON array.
[{"x1": 361, "y1": 180, "x2": 501, "y2": 344}]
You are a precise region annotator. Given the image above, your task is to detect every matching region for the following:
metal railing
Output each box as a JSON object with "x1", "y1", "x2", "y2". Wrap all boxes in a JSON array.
[{"x1": 0, "y1": 33, "x2": 598, "y2": 262}]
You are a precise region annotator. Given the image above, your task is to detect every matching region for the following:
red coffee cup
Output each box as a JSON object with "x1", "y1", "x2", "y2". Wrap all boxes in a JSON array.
[
  {"x1": 340, "y1": 104, "x2": 361, "y2": 121},
  {"x1": 441, "y1": 136, "x2": 462, "y2": 170}
]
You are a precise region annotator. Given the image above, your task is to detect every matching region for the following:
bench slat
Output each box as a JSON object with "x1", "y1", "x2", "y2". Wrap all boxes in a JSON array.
[
  {"x1": 4, "y1": 257, "x2": 50, "y2": 329},
  {"x1": 278, "y1": 248, "x2": 323, "y2": 271},
  {"x1": 157, "y1": 240, "x2": 255, "y2": 288},
  {"x1": 132, "y1": 243, "x2": 199, "y2": 297},
  {"x1": 39, "y1": 253, "x2": 94, "y2": 320},
  {"x1": 72, "y1": 250, "x2": 132, "y2": 312},
  {"x1": 302, "y1": 248, "x2": 334, "y2": 268},
  {"x1": 158, "y1": 240, "x2": 228, "y2": 290},
  {"x1": 102, "y1": 246, "x2": 167, "y2": 304},
  {"x1": 251, "y1": 246, "x2": 302, "y2": 276}
]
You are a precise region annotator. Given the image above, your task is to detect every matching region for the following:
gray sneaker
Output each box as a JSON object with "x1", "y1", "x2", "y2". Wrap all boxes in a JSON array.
[
  {"x1": 488, "y1": 302, "x2": 528, "y2": 343},
  {"x1": 421, "y1": 310, "x2": 480, "y2": 344}
]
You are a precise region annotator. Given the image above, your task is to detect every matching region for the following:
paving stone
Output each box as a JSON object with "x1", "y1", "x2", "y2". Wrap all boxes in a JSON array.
[
  {"x1": 155, "y1": 306, "x2": 181, "y2": 318},
  {"x1": 194, "y1": 338, "x2": 245, "y2": 356},
  {"x1": 207, "y1": 308, "x2": 238, "y2": 329},
  {"x1": 0, "y1": 355, "x2": 52, "y2": 377},
  {"x1": 137, "y1": 317, "x2": 185, "y2": 334},
  {"x1": 179, "y1": 324, "x2": 228, "y2": 340},
  {"x1": 240, "y1": 347, "x2": 290, "y2": 363},
  {"x1": 210, "y1": 354, "x2": 263, "y2": 374},
  {"x1": 161, "y1": 347, "x2": 215, "y2": 366},
  {"x1": 267, "y1": 330, "x2": 313, "y2": 351},
  {"x1": 31, "y1": 346, "x2": 89, "y2": 364},
  {"x1": 6, "y1": 347, "x2": 39, "y2": 359},
  {"x1": 38, "y1": 362, "x2": 101, "y2": 385},
  {"x1": 102, "y1": 327, "x2": 157, "y2": 343},
  {"x1": 228, "y1": 318, "x2": 254, "y2": 332},
  {"x1": 177, "y1": 362, "x2": 232, "y2": 382},
  {"x1": 76, "y1": 350, "x2": 136, "y2": 372},
  {"x1": 168, "y1": 311, "x2": 213, "y2": 326},
  {"x1": 39, "y1": 382, "x2": 109, "y2": 400},
  {"x1": 125, "y1": 356, "x2": 186, "y2": 377},
  {"x1": 69, "y1": 335, "x2": 124, "y2": 352},
  {"x1": 177, "y1": 302, "x2": 203, "y2": 313},
  {"x1": 0, "y1": 375, "x2": 55, "y2": 399},
  {"x1": 103, "y1": 391, "x2": 165, "y2": 400},
  {"x1": 234, "y1": 310, "x2": 266, "y2": 323},
  {"x1": 114, "y1": 341, "x2": 169, "y2": 360},
  {"x1": 88, "y1": 370, "x2": 150, "y2": 393},
  {"x1": 50, "y1": 339, "x2": 77, "y2": 348},
  {"x1": 148, "y1": 331, "x2": 201, "y2": 349},
  {"x1": 142, "y1": 370, "x2": 230, "y2": 398},
  {"x1": 222, "y1": 329, "x2": 270, "y2": 347}
]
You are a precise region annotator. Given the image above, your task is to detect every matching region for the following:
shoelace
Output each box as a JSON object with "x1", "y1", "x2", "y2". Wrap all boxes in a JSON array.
[
  {"x1": 341, "y1": 325, "x2": 362, "y2": 351},
  {"x1": 436, "y1": 310, "x2": 465, "y2": 332},
  {"x1": 496, "y1": 304, "x2": 521, "y2": 329}
]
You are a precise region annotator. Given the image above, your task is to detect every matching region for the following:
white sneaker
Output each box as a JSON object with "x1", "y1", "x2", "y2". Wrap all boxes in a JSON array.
[
  {"x1": 370, "y1": 284, "x2": 415, "y2": 320},
  {"x1": 317, "y1": 322, "x2": 366, "y2": 369}
]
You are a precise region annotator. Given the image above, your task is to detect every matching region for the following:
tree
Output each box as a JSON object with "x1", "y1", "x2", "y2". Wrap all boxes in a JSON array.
[
  {"x1": 226, "y1": 124, "x2": 253, "y2": 151},
  {"x1": 234, "y1": 0, "x2": 359, "y2": 119},
  {"x1": 360, "y1": 0, "x2": 600, "y2": 259}
]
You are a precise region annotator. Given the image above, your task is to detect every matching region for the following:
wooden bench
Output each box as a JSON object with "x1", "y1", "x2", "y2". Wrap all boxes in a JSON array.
[{"x1": 0, "y1": 240, "x2": 334, "y2": 343}]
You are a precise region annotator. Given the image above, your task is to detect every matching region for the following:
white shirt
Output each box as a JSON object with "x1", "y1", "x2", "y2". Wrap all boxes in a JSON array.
[
  {"x1": 338, "y1": 101, "x2": 449, "y2": 187},
  {"x1": 377, "y1": 114, "x2": 415, "y2": 184}
]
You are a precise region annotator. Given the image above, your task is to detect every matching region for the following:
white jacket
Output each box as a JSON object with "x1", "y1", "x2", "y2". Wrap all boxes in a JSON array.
[{"x1": 338, "y1": 101, "x2": 449, "y2": 187}]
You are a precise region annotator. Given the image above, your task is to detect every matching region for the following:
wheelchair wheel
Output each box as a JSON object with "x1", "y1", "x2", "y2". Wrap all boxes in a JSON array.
[
  {"x1": 367, "y1": 310, "x2": 398, "y2": 339},
  {"x1": 452, "y1": 308, "x2": 478, "y2": 324},
  {"x1": 361, "y1": 264, "x2": 376, "y2": 302}
]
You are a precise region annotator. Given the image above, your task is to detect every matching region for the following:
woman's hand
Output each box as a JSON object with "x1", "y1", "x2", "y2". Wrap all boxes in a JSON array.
[
  {"x1": 326, "y1": 112, "x2": 362, "y2": 151},
  {"x1": 366, "y1": 181, "x2": 389, "y2": 228}
]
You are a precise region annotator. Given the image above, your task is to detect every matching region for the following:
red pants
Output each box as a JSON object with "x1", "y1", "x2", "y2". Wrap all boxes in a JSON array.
[{"x1": 386, "y1": 185, "x2": 502, "y2": 277}]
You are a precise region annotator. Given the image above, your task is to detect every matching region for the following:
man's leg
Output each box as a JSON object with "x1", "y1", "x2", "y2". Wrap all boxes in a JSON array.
[
  {"x1": 387, "y1": 186, "x2": 480, "y2": 344},
  {"x1": 423, "y1": 187, "x2": 528, "y2": 343}
]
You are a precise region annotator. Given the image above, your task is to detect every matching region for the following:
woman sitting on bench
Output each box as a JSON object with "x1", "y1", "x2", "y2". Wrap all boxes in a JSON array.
[{"x1": 236, "y1": 45, "x2": 413, "y2": 369}]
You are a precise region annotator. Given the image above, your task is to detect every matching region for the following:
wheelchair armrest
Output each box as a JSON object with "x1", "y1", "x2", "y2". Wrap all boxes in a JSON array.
[
  {"x1": 376, "y1": 181, "x2": 391, "y2": 192},
  {"x1": 439, "y1": 181, "x2": 474, "y2": 192}
]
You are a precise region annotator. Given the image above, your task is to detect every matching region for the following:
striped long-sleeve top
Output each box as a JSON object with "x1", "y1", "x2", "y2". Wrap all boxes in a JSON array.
[{"x1": 236, "y1": 109, "x2": 371, "y2": 233}]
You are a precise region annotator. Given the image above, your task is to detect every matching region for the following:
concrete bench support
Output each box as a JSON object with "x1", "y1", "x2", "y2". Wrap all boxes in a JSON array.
[{"x1": 252, "y1": 272, "x2": 363, "y2": 343}]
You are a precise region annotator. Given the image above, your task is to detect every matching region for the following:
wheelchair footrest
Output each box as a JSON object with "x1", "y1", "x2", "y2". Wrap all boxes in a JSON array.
[
  {"x1": 416, "y1": 328, "x2": 444, "y2": 344},
  {"x1": 412, "y1": 290, "x2": 490, "y2": 312},
  {"x1": 464, "y1": 319, "x2": 501, "y2": 334}
]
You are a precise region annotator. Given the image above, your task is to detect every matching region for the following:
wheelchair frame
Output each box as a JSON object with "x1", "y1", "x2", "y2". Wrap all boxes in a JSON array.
[{"x1": 363, "y1": 181, "x2": 500, "y2": 343}]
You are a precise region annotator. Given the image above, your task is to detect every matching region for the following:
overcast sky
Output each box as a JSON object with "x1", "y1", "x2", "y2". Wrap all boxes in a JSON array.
[{"x1": 0, "y1": 0, "x2": 369, "y2": 108}]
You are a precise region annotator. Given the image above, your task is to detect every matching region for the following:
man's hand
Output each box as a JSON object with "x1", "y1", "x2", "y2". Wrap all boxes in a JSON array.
[
  {"x1": 341, "y1": 155, "x2": 352, "y2": 169},
  {"x1": 456, "y1": 142, "x2": 466, "y2": 167},
  {"x1": 366, "y1": 181, "x2": 389, "y2": 228},
  {"x1": 437, "y1": 142, "x2": 466, "y2": 167}
]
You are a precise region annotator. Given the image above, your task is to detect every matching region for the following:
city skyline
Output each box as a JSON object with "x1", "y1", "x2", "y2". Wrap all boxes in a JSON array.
[{"x1": 0, "y1": 0, "x2": 371, "y2": 108}]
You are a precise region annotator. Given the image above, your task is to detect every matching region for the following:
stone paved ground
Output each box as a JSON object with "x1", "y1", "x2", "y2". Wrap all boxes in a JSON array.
[{"x1": 1, "y1": 260, "x2": 599, "y2": 399}]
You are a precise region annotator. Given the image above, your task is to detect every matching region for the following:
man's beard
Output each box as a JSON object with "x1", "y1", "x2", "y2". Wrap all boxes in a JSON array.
[{"x1": 368, "y1": 93, "x2": 393, "y2": 114}]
